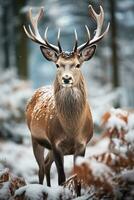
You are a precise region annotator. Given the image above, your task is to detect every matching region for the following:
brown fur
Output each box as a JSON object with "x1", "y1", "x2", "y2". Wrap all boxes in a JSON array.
[{"x1": 26, "y1": 68, "x2": 93, "y2": 186}]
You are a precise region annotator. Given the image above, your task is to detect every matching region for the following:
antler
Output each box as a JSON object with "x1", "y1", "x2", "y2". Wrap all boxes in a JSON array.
[
  {"x1": 77, "y1": 5, "x2": 110, "y2": 52},
  {"x1": 24, "y1": 6, "x2": 109, "y2": 54},
  {"x1": 23, "y1": 8, "x2": 62, "y2": 53}
]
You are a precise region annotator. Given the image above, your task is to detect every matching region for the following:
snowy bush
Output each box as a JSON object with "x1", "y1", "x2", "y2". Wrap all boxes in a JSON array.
[
  {"x1": 0, "y1": 69, "x2": 33, "y2": 142},
  {"x1": 0, "y1": 168, "x2": 26, "y2": 199},
  {"x1": 70, "y1": 108, "x2": 134, "y2": 199},
  {"x1": 0, "y1": 108, "x2": 134, "y2": 199}
]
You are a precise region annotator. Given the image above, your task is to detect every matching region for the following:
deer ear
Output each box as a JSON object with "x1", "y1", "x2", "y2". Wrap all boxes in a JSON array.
[
  {"x1": 80, "y1": 45, "x2": 96, "y2": 61},
  {"x1": 40, "y1": 46, "x2": 58, "y2": 62}
]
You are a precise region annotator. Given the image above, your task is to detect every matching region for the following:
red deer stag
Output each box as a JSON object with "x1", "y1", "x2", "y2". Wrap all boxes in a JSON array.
[{"x1": 23, "y1": 5, "x2": 109, "y2": 186}]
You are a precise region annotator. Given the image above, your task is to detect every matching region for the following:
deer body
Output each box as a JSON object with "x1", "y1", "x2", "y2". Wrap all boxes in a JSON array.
[
  {"x1": 26, "y1": 56, "x2": 93, "y2": 185},
  {"x1": 26, "y1": 75, "x2": 93, "y2": 155},
  {"x1": 24, "y1": 5, "x2": 109, "y2": 186}
]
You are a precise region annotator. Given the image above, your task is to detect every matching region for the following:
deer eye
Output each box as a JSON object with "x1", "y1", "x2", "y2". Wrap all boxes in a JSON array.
[
  {"x1": 56, "y1": 64, "x2": 60, "y2": 68},
  {"x1": 76, "y1": 64, "x2": 80, "y2": 68}
]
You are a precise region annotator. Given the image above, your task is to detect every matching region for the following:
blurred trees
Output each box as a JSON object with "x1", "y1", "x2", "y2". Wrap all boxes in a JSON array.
[
  {"x1": 0, "y1": 0, "x2": 134, "y2": 106},
  {"x1": 0, "y1": 0, "x2": 27, "y2": 77}
]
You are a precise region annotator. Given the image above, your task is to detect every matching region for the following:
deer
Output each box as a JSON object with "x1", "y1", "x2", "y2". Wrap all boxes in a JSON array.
[{"x1": 23, "y1": 5, "x2": 109, "y2": 187}]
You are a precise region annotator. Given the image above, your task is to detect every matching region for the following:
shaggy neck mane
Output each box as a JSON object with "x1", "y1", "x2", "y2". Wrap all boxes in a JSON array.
[{"x1": 54, "y1": 74, "x2": 87, "y2": 132}]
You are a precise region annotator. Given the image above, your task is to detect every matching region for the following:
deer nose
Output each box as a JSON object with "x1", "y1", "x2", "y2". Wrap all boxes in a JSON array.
[{"x1": 62, "y1": 75, "x2": 72, "y2": 84}]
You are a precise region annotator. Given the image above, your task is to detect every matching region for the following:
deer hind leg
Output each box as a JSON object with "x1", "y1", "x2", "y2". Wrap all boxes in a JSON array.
[
  {"x1": 73, "y1": 143, "x2": 86, "y2": 197},
  {"x1": 32, "y1": 137, "x2": 45, "y2": 184},
  {"x1": 44, "y1": 151, "x2": 54, "y2": 187},
  {"x1": 52, "y1": 146, "x2": 66, "y2": 185}
]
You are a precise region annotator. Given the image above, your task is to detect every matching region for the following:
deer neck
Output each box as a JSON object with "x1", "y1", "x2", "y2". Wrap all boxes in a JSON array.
[{"x1": 54, "y1": 74, "x2": 87, "y2": 132}]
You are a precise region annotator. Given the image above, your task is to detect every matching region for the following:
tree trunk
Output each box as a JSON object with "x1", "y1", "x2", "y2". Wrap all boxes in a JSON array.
[
  {"x1": 2, "y1": 2, "x2": 10, "y2": 69},
  {"x1": 12, "y1": 0, "x2": 28, "y2": 78},
  {"x1": 109, "y1": 0, "x2": 119, "y2": 88}
]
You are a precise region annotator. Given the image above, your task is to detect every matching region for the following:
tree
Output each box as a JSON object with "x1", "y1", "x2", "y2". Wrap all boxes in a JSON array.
[
  {"x1": 0, "y1": 0, "x2": 28, "y2": 78},
  {"x1": 109, "y1": 0, "x2": 119, "y2": 88}
]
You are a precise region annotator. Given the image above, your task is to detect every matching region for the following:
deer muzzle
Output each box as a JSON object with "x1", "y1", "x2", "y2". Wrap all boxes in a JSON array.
[{"x1": 62, "y1": 74, "x2": 73, "y2": 87}]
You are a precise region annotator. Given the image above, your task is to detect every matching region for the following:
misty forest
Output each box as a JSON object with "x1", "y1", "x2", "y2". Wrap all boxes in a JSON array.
[{"x1": 0, "y1": 0, "x2": 134, "y2": 199}]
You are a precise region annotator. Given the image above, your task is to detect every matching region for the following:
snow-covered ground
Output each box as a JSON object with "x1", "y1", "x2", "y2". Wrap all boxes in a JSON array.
[
  {"x1": 0, "y1": 69, "x2": 134, "y2": 199},
  {"x1": 0, "y1": 132, "x2": 134, "y2": 199},
  {"x1": 0, "y1": 136, "x2": 109, "y2": 183},
  {"x1": 0, "y1": 138, "x2": 110, "y2": 199}
]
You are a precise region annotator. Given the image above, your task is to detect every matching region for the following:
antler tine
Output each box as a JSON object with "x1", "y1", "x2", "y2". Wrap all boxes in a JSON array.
[
  {"x1": 89, "y1": 5, "x2": 104, "y2": 39},
  {"x1": 23, "y1": 26, "x2": 45, "y2": 46},
  {"x1": 73, "y1": 29, "x2": 78, "y2": 52},
  {"x1": 44, "y1": 26, "x2": 49, "y2": 44},
  {"x1": 44, "y1": 27, "x2": 59, "y2": 52},
  {"x1": 77, "y1": 5, "x2": 110, "y2": 51},
  {"x1": 57, "y1": 28, "x2": 62, "y2": 53},
  {"x1": 23, "y1": 25, "x2": 33, "y2": 40},
  {"x1": 88, "y1": 5, "x2": 110, "y2": 45},
  {"x1": 89, "y1": 22, "x2": 110, "y2": 46},
  {"x1": 23, "y1": 8, "x2": 61, "y2": 53},
  {"x1": 77, "y1": 25, "x2": 91, "y2": 51},
  {"x1": 85, "y1": 25, "x2": 91, "y2": 42},
  {"x1": 29, "y1": 7, "x2": 45, "y2": 43},
  {"x1": 23, "y1": 7, "x2": 46, "y2": 45},
  {"x1": 29, "y1": 7, "x2": 44, "y2": 31}
]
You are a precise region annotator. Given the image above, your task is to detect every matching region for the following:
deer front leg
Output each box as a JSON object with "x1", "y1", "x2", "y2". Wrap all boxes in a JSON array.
[
  {"x1": 32, "y1": 137, "x2": 45, "y2": 184},
  {"x1": 74, "y1": 142, "x2": 86, "y2": 165},
  {"x1": 52, "y1": 146, "x2": 66, "y2": 185}
]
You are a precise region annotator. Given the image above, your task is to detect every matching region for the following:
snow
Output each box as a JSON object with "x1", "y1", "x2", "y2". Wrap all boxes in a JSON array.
[
  {"x1": 110, "y1": 108, "x2": 128, "y2": 117},
  {"x1": 90, "y1": 159, "x2": 113, "y2": 179},
  {"x1": 85, "y1": 138, "x2": 109, "y2": 157},
  {"x1": 0, "y1": 168, "x2": 9, "y2": 178},
  {"x1": 106, "y1": 115, "x2": 127, "y2": 131},
  {"x1": 15, "y1": 184, "x2": 65, "y2": 200},
  {"x1": 109, "y1": 138, "x2": 128, "y2": 155},
  {"x1": 0, "y1": 141, "x2": 38, "y2": 183},
  {"x1": 90, "y1": 88, "x2": 122, "y2": 125},
  {"x1": 128, "y1": 113, "x2": 134, "y2": 130},
  {"x1": 103, "y1": 108, "x2": 128, "y2": 132},
  {"x1": 76, "y1": 157, "x2": 113, "y2": 181},
  {"x1": 0, "y1": 69, "x2": 134, "y2": 199},
  {"x1": 0, "y1": 68, "x2": 33, "y2": 142},
  {"x1": 121, "y1": 170, "x2": 134, "y2": 183},
  {"x1": 0, "y1": 127, "x2": 134, "y2": 199},
  {"x1": 125, "y1": 130, "x2": 134, "y2": 144},
  {"x1": 0, "y1": 181, "x2": 12, "y2": 200}
]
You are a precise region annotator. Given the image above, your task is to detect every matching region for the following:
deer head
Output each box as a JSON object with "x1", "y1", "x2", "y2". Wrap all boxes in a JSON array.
[{"x1": 23, "y1": 6, "x2": 109, "y2": 88}]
